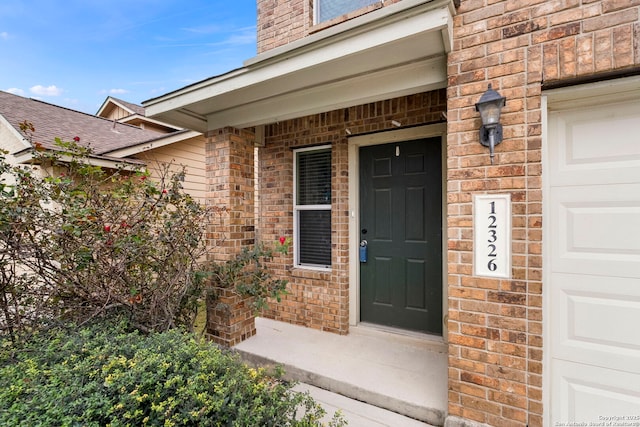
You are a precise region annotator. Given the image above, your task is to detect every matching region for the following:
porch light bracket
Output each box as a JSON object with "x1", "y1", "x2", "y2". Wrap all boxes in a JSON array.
[{"x1": 475, "y1": 84, "x2": 506, "y2": 164}]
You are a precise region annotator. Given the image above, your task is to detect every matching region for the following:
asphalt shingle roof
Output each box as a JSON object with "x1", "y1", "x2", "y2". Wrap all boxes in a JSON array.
[{"x1": 0, "y1": 91, "x2": 164, "y2": 155}]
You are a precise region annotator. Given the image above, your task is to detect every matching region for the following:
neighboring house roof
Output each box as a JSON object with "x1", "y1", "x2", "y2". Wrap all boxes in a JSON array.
[
  {"x1": 97, "y1": 96, "x2": 182, "y2": 133},
  {"x1": 0, "y1": 91, "x2": 162, "y2": 155},
  {"x1": 98, "y1": 96, "x2": 147, "y2": 117},
  {"x1": 0, "y1": 91, "x2": 200, "y2": 166}
]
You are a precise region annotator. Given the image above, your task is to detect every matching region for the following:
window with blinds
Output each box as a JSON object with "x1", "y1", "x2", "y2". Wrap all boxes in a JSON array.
[
  {"x1": 315, "y1": 0, "x2": 379, "y2": 23},
  {"x1": 294, "y1": 146, "x2": 331, "y2": 269}
]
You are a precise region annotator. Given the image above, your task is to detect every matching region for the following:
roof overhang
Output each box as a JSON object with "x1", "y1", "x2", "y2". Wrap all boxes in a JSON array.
[
  {"x1": 118, "y1": 114, "x2": 183, "y2": 131},
  {"x1": 0, "y1": 113, "x2": 31, "y2": 150},
  {"x1": 144, "y1": 0, "x2": 455, "y2": 132},
  {"x1": 96, "y1": 97, "x2": 134, "y2": 118}
]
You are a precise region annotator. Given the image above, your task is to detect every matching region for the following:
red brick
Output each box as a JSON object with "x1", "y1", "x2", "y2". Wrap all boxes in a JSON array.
[
  {"x1": 532, "y1": 22, "x2": 581, "y2": 44},
  {"x1": 463, "y1": 3, "x2": 505, "y2": 24},
  {"x1": 584, "y1": 8, "x2": 639, "y2": 32},
  {"x1": 603, "y1": 0, "x2": 640, "y2": 12},
  {"x1": 461, "y1": 372, "x2": 500, "y2": 389}
]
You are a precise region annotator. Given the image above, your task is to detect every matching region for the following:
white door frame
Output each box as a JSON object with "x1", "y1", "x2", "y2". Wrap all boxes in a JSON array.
[{"x1": 347, "y1": 123, "x2": 448, "y2": 340}]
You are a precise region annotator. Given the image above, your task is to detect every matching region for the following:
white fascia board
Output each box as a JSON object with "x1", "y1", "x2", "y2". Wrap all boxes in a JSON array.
[
  {"x1": 11, "y1": 150, "x2": 143, "y2": 170},
  {"x1": 246, "y1": 6, "x2": 451, "y2": 81},
  {"x1": 0, "y1": 114, "x2": 32, "y2": 151},
  {"x1": 159, "y1": 109, "x2": 208, "y2": 133},
  {"x1": 207, "y1": 56, "x2": 447, "y2": 129},
  {"x1": 95, "y1": 97, "x2": 115, "y2": 117},
  {"x1": 61, "y1": 156, "x2": 144, "y2": 170},
  {"x1": 11, "y1": 150, "x2": 34, "y2": 164},
  {"x1": 119, "y1": 114, "x2": 184, "y2": 131},
  {"x1": 245, "y1": 0, "x2": 453, "y2": 67},
  {"x1": 104, "y1": 130, "x2": 201, "y2": 158},
  {"x1": 188, "y1": 6, "x2": 447, "y2": 101},
  {"x1": 144, "y1": 0, "x2": 454, "y2": 128}
]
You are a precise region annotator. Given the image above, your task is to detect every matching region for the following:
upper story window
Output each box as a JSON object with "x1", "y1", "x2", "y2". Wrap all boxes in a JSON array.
[
  {"x1": 293, "y1": 146, "x2": 332, "y2": 270},
  {"x1": 315, "y1": 0, "x2": 379, "y2": 23}
]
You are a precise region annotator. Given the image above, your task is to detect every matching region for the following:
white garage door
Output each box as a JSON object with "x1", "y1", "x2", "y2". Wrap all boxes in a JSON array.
[{"x1": 546, "y1": 80, "x2": 640, "y2": 424}]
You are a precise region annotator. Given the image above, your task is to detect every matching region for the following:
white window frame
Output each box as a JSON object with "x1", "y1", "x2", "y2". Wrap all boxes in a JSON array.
[
  {"x1": 313, "y1": 0, "x2": 379, "y2": 24},
  {"x1": 293, "y1": 145, "x2": 332, "y2": 270}
]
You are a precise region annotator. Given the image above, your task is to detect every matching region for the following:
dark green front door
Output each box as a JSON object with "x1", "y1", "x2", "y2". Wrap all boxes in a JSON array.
[{"x1": 359, "y1": 138, "x2": 442, "y2": 335}]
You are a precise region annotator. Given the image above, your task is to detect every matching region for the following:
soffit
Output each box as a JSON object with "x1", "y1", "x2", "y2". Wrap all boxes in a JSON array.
[{"x1": 144, "y1": 0, "x2": 455, "y2": 132}]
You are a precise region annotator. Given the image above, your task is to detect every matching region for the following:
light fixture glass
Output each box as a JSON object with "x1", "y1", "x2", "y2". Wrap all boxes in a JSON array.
[
  {"x1": 475, "y1": 84, "x2": 506, "y2": 126},
  {"x1": 479, "y1": 103, "x2": 501, "y2": 126}
]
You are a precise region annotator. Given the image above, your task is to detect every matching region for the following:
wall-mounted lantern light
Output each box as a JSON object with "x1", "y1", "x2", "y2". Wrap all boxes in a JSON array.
[{"x1": 475, "y1": 84, "x2": 506, "y2": 164}]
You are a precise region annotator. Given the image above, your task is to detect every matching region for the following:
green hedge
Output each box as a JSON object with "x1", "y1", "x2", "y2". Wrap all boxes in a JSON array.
[{"x1": 0, "y1": 320, "x2": 346, "y2": 426}]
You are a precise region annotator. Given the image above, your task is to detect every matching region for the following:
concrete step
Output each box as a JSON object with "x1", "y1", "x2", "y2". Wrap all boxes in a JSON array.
[
  {"x1": 294, "y1": 383, "x2": 437, "y2": 427},
  {"x1": 234, "y1": 317, "x2": 448, "y2": 426}
]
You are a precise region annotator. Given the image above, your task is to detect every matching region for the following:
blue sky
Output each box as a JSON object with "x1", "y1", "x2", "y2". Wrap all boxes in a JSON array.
[{"x1": 0, "y1": 0, "x2": 257, "y2": 114}]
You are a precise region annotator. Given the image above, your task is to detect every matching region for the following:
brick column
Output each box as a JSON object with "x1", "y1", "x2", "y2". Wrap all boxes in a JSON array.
[
  {"x1": 204, "y1": 127, "x2": 256, "y2": 347},
  {"x1": 445, "y1": 0, "x2": 547, "y2": 421},
  {"x1": 446, "y1": 1, "x2": 639, "y2": 427}
]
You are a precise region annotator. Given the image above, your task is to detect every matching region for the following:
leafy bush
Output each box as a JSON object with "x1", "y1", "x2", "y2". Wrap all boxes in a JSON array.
[
  {"x1": 0, "y1": 318, "x2": 346, "y2": 426},
  {"x1": 1, "y1": 133, "x2": 210, "y2": 337},
  {"x1": 207, "y1": 242, "x2": 289, "y2": 313}
]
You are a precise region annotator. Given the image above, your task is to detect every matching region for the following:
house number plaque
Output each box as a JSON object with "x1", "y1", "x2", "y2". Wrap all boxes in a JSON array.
[{"x1": 473, "y1": 194, "x2": 511, "y2": 278}]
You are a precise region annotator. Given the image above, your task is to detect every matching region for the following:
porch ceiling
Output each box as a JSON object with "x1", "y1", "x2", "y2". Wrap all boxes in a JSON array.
[{"x1": 144, "y1": 0, "x2": 455, "y2": 133}]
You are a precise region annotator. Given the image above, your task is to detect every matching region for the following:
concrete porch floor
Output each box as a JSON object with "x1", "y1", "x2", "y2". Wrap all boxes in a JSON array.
[{"x1": 234, "y1": 317, "x2": 448, "y2": 426}]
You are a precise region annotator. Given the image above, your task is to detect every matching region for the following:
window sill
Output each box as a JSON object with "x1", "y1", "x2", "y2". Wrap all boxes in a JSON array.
[{"x1": 291, "y1": 266, "x2": 332, "y2": 278}]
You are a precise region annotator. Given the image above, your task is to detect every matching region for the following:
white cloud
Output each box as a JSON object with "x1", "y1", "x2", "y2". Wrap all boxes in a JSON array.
[
  {"x1": 30, "y1": 85, "x2": 63, "y2": 96},
  {"x1": 156, "y1": 25, "x2": 256, "y2": 49},
  {"x1": 99, "y1": 88, "x2": 129, "y2": 95},
  {"x1": 6, "y1": 87, "x2": 24, "y2": 96},
  {"x1": 0, "y1": 32, "x2": 8, "y2": 40},
  {"x1": 204, "y1": 26, "x2": 256, "y2": 49}
]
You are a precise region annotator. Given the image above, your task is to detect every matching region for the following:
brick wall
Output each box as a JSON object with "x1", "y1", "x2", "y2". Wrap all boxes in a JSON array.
[
  {"x1": 256, "y1": 0, "x2": 402, "y2": 53},
  {"x1": 259, "y1": 90, "x2": 446, "y2": 333},
  {"x1": 447, "y1": 1, "x2": 640, "y2": 426},
  {"x1": 257, "y1": 0, "x2": 308, "y2": 53}
]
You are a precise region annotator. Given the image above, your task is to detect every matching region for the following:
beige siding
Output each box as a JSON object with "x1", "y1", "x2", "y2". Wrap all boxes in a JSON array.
[
  {"x1": 133, "y1": 135, "x2": 206, "y2": 203},
  {"x1": 102, "y1": 105, "x2": 131, "y2": 121}
]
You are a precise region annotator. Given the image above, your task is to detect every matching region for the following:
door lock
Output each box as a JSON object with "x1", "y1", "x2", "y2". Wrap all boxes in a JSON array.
[{"x1": 359, "y1": 239, "x2": 368, "y2": 263}]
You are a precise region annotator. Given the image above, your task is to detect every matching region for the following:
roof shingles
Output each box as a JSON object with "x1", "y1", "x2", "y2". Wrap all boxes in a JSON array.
[{"x1": 0, "y1": 91, "x2": 163, "y2": 155}]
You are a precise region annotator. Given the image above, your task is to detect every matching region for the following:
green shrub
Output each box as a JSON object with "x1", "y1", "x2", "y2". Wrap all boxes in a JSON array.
[
  {"x1": 0, "y1": 319, "x2": 346, "y2": 426},
  {"x1": 207, "y1": 242, "x2": 289, "y2": 313}
]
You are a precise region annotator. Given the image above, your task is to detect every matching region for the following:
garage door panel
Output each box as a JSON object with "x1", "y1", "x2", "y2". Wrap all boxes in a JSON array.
[
  {"x1": 549, "y1": 99, "x2": 640, "y2": 186},
  {"x1": 552, "y1": 273, "x2": 640, "y2": 373},
  {"x1": 551, "y1": 184, "x2": 640, "y2": 278},
  {"x1": 547, "y1": 85, "x2": 640, "y2": 425},
  {"x1": 552, "y1": 359, "x2": 640, "y2": 423}
]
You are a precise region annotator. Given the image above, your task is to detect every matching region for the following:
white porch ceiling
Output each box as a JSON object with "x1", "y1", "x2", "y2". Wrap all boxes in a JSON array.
[{"x1": 144, "y1": 0, "x2": 455, "y2": 133}]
